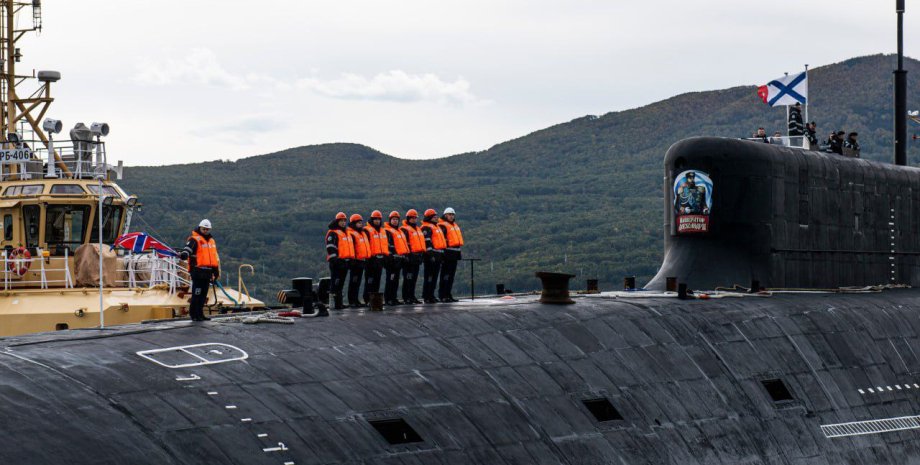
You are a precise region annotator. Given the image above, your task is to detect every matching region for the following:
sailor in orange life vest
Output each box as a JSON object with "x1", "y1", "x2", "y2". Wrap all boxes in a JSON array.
[
  {"x1": 399, "y1": 209, "x2": 425, "y2": 304},
  {"x1": 383, "y1": 211, "x2": 410, "y2": 306},
  {"x1": 325, "y1": 212, "x2": 354, "y2": 310},
  {"x1": 420, "y1": 208, "x2": 447, "y2": 303},
  {"x1": 362, "y1": 210, "x2": 387, "y2": 304},
  {"x1": 437, "y1": 207, "x2": 464, "y2": 302},
  {"x1": 347, "y1": 214, "x2": 371, "y2": 308},
  {"x1": 180, "y1": 219, "x2": 221, "y2": 321}
]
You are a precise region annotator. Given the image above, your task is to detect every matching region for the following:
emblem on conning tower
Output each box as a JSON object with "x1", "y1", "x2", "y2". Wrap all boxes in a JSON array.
[{"x1": 673, "y1": 170, "x2": 712, "y2": 234}]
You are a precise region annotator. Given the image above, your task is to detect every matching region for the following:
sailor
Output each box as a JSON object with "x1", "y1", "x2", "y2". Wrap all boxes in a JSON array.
[
  {"x1": 753, "y1": 128, "x2": 768, "y2": 143},
  {"x1": 828, "y1": 131, "x2": 844, "y2": 155},
  {"x1": 325, "y1": 212, "x2": 354, "y2": 310},
  {"x1": 788, "y1": 102, "x2": 804, "y2": 137},
  {"x1": 805, "y1": 122, "x2": 818, "y2": 148},
  {"x1": 420, "y1": 208, "x2": 447, "y2": 303},
  {"x1": 437, "y1": 207, "x2": 464, "y2": 303},
  {"x1": 383, "y1": 211, "x2": 410, "y2": 306},
  {"x1": 362, "y1": 210, "x2": 388, "y2": 305},
  {"x1": 347, "y1": 214, "x2": 371, "y2": 308},
  {"x1": 180, "y1": 219, "x2": 221, "y2": 321},
  {"x1": 400, "y1": 209, "x2": 425, "y2": 304},
  {"x1": 844, "y1": 132, "x2": 860, "y2": 156}
]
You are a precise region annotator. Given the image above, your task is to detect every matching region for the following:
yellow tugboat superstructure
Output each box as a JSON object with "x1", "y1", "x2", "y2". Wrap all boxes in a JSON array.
[{"x1": 0, "y1": 1, "x2": 262, "y2": 336}]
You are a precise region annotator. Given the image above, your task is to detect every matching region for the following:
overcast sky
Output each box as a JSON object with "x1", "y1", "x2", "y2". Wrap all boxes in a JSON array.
[{"x1": 17, "y1": 1, "x2": 918, "y2": 165}]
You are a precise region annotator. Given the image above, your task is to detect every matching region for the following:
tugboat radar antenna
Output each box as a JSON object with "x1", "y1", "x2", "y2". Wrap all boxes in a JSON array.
[{"x1": 0, "y1": 0, "x2": 70, "y2": 178}]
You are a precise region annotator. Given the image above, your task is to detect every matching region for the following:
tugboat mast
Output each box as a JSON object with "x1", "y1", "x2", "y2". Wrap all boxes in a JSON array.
[{"x1": 0, "y1": 0, "x2": 69, "y2": 178}]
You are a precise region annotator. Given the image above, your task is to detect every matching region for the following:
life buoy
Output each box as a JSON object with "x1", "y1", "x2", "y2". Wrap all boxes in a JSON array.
[{"x1": 8, "y1": 247, "x2": 31, "y2": 276}]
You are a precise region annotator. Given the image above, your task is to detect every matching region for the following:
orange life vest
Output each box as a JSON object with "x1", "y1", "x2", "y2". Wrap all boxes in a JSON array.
[
  {"x1": 384, "y1": 224, "x2": 410, "y2": 255},
  {"x1": 349, "y1": 228, "x2": 371, "y2": 260},
  {"x1": 327, "y1": 229, "x2": 355, "y2": 260},
  {"x1": 438, "y1": 219, "x2": 464, "y2": 247},
  {"x1": 188, "y1": 230, "x2": 220, "y2": 270},
  {"x1": 421, "y1": 221, "x2": 447, "y2": 250},
  {"x1": 363, "y1": 225, "x2": 389, "y2": 256},
  {"x1": 401, "y1": 221, "x2": 426, "y2": 253}
]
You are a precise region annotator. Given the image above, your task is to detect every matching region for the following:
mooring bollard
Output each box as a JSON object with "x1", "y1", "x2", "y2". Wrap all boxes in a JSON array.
[
  {"x1": 586, "y1": 279, "x2": 599, "y2": 293},
  {"x1": 535, "y1": 271, "x2": 576, "y2": 304},
  {"x1": 496, "y1": 283, "x2": 505, "y2": 295},
  {"x1": 623, "y1": 276, "x2": 636, "y2": 290},
  {"x1": 666, "y1": 277, "x2": 677, "y2": 292}
]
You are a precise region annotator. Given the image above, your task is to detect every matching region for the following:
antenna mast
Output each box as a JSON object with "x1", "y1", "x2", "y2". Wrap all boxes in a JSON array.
[{"x1": 0, "y1": 0, "x2": 70, "y2": 178}]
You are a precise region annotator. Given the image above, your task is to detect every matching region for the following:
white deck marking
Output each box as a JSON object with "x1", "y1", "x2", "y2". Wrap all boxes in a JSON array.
[
  {"x1": 207, "y1": 391, "x2": 218, "y2": 395},
  {"x1": 225, "y1": 405, "x2": 237, "y2": 410},
  {"x1": 257, "y1": 433, "x2": 268, "y2": 438},
  {"x1": 262, "y1": 443, "x2": 288, "y2": 452},
  {"x1": 241, "y1": 418, "x2": 252, "y2": 422},
  {"x1": 858, "y1": 389, "x2": 865, "y2": 394},
  {"x1": 175, "y1": 374, "x2": 200, "y2": 381},
  {"x1": 822, "y1": 415, "x2": 920, "y2": 438},
  {"x1": 136, "y1": 343, "x2": 248, "y2": 369}
]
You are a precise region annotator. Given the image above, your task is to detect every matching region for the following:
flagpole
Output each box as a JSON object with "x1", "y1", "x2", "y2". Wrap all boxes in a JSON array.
[{"x1": 804, "y1": 64, "x2": 809, "y2": 125}]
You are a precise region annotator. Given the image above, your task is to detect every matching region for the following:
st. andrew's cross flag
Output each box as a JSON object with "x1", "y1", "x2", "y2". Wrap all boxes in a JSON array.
[
  {"x1": 112, "y1": 232, "x2": 178, "y2": 257},
  {"x1": 757, "y1": 72, "x2": 808, "y2": 107}
]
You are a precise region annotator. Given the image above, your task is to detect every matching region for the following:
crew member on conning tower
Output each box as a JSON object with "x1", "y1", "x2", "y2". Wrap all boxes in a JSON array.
[
  {"x1": 383, "y1": 211, "x2": 410, "y2": 306},
  {"x1": 180, "y1": 219, "x2": 221, "y2": 321},
  {"x1": 400, "y1": 209, "x2": 425, "y2": 304},
  {"x1": 421, "y1": 208, "x2": 447, "y2": 303},
  {"x1": 437, "y1": 207, "x2": 464, "y2": 303},
  {"x1": 347, "y1": 214, "x2": 371, "y2": 308},
  {"x1": 325, "y1": 212, "x2": 354, "y2": 310}
]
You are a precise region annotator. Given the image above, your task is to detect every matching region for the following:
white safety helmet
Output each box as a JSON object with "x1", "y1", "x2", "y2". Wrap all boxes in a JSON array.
[
  {"x1": 199, "y1": 219, "x2": 212, "y2": 229},
  {"x1": 443, "y1": 207, "x2": 456, "y2": 215}
]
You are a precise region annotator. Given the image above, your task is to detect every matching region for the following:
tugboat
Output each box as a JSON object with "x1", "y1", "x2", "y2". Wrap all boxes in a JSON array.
[{"x1": 0, "y1": 1, "x2": 262, "y2": 336}]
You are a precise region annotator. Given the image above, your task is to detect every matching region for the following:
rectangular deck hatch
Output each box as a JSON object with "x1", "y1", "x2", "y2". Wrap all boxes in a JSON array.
[
  {"x1": 761, "y1": 378, "x2": 794, "y2": 403},
  {"x1": 368, "y1": 418, "x2": 423, "y2": 445},
  {"x1": 582, "y1": 397, "x2": 624, "y2": 422}
]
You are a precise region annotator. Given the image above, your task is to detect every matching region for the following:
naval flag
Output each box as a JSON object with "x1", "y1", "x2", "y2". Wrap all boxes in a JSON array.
[
  {"x1": 113, "y1": 232, "x2": 178, "y2": 258},
  {"x1": 757, "y1": 72, "x2": 808, "y2": 107}
]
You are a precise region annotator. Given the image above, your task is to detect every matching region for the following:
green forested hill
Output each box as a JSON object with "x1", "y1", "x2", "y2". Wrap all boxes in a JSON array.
[{"x1": 121, "y1": 54, "x2": 920, "y2": 299}]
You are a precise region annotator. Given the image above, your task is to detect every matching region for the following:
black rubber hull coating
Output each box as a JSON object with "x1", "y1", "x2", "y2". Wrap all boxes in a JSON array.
[{"x1": 648, "y1": 137, "x2": 920, "y2": 290}]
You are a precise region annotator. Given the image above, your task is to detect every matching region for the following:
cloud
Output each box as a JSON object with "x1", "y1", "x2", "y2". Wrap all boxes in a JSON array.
[
  {"x1": 297, "y1": 70, "x2": 489, "y2": 106},
  {"x1": 134, "y1": 49, "x2": 486, "y2": 105},
  {"x1": 134, "y1": 48, "x2": 270, "y2": 91},
  {"x1": 189, "y1": 116, "x2": 288, "y2": 145}
]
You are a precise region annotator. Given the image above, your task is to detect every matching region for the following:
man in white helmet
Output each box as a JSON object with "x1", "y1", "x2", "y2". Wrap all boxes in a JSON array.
[
  {"x1": 180, "y1": 219, "x2": 221, "y2": 321},
  {"x1": 437, "y1": 207, "x2": 464, "y2": 302}
]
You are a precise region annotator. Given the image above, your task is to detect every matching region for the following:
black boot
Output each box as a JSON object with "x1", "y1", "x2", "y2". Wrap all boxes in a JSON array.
[{"x1": 333, "y1": 294, "x2": 345, "y2": 310}]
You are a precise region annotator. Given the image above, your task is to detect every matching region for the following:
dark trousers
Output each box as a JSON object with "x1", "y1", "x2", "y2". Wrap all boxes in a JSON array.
[
  {"x1": 384, "y1": 256, "x2": 404, "y2": 302},
  {"x1": 189, "y1": 272, "x2": 211, "y2": 319},
  {"x1": 329, "y1": 258, "x2": 349, "y2": 308},
  {"x1": 439, "y1": 250, "x2": 460, "y2": 299},
  {"x1": 422, "y1": 252, "x2": 442, "y2": 300},
  {"x1": 347, "y1": 259, "x2": 365, "y2": 305},
  {"x1": 363, "y1": 256, "x2": 383, "y2": 303},
  {"x1": 402, "y1": 254, "x2": 422, "y2": 301}
]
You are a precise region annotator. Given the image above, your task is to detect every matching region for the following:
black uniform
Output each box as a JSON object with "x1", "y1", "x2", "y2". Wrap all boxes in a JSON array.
[
  {"x1": 421, "y1": 219, "x2": 443, "y2": 302},
  {"x1": 828, "y1": 135, "x2": 843, "y2": 154},
  {"x1": 383, "y1": 226, "x2": 406, "y2": 305},
  {"x1": 788, "y1": 106, "x2": 804, "y2": 136},
  {"x1": 844, "y1": 136, "x2": 861, "y2": 157},
  {"x1": 181, "y1": 228, "x2": 219, "y2": 321},
  {"x1": 325, "y1": 221, "x2": 350, "y2": 310},
  {"x1": 438, "y1": 219, "x2": 461, "y2": 302},
  {"x1": 346, "y1": 225, "x2": 366, "y2": 307},
  {"x1": 805, "y1": 126, "x2": 818, "y2": 147},
  {"x1": 400, "y1": 222, "x2": 423, "y2": 304},
  {"x1": 362, "y1": 224, "x2": 385, "y2": 304}
]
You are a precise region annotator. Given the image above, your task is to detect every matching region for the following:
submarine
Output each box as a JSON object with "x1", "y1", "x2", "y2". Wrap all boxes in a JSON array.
[{"x1": 5, "y1": 5, "x2": 920, "y2": 465}]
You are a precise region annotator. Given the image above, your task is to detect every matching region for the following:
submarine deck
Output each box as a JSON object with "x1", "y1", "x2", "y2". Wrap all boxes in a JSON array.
[{"x1": 4, "y1": 290, "x2": 920, "y2": 464}]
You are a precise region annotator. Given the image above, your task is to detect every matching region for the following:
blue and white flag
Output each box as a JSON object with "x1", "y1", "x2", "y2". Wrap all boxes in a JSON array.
[{"x1": 758, "y1": 72, "x2": 808, "y2": 107}]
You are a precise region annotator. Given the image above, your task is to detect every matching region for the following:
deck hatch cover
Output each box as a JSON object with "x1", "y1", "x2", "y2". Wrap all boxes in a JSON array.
[
  {"x1": 368, "y1": 418, "x2": 423, "y2": 445},
  {"x1": 136, "y1": 343, "x2": 249, "y2": 368},
  {"x1": 582, "y1": 397, "x2": 624, "y2": 422},
  {"x1": 761, "y1": 378, "x2": 794, "y2": 403},
  {"x1": 821, "y1": 415, "x2": 920, "y2": 438}
]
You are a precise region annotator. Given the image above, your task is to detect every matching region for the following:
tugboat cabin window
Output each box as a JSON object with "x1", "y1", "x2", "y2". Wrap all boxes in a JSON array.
[
  {"x1": 22, "y1": 205, "x2": 39, "y2": 248},
  {"x1": 4, "y1": 185, "x2": 42, "y2": 196},
  {"x1": 90, "y1": 206, "x2": 124, "y2": 244},
  {"x1": 86, "y1": 185, "x2": 120, "y2": 197},
  {"x1": 45, "y1": 205, "x2": 90, "y2": 254},
  {"x1": 3, "y1": 214, "x2": 11, "y2": 241},
  {"x1": 49, "y1": 185, "x2": 85, "y2": 195}
]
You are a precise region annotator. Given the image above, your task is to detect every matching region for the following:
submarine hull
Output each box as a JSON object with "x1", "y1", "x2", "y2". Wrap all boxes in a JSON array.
[{"x1": 4, "y1": 292, "x2": 920, "y2": 464}]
